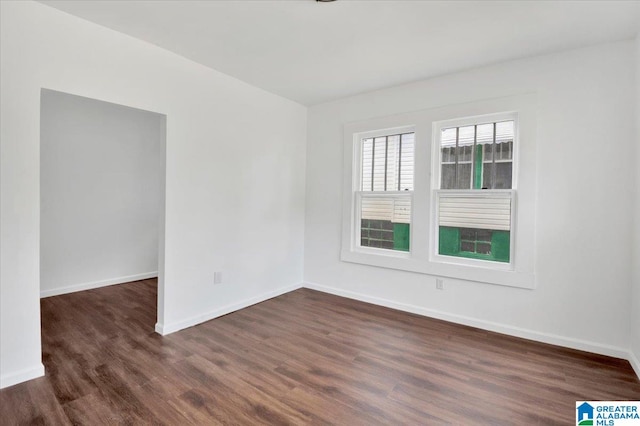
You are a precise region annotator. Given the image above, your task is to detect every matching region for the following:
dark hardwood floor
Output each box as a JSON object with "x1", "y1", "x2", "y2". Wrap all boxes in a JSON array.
[{"x1": 1, "y1": 279, "x2": 639, "y2": 424}]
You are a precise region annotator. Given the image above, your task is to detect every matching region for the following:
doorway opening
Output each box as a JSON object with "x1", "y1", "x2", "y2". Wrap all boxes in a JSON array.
[{"x1": 39, "y1": 89, "x2": 166, "y2": 334}]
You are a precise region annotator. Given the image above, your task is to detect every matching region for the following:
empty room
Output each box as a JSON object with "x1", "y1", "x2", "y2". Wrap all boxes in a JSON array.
[{"x1": 1, "y1": 0, "x2": 639, "y2": 424}]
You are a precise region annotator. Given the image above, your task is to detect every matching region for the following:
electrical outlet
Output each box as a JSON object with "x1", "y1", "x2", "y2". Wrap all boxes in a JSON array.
[
  {"x1": 213, "y1": 271, "x2": 223, "y2": 285},
  {"x1": 436, "y1": 278, "x2": 444, "y2": 290}
]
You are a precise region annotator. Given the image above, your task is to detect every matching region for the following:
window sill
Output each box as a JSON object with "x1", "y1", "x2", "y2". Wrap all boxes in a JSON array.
[{"x1": 340, "y1": 249, "x2": 535, "y2": 289}]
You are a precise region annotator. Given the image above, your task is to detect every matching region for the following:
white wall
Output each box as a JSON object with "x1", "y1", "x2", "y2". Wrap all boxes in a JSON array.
[
  {"x1": 305, "y1": 40, "x2": 636, "y2": 358},
  {"x1": 631, "y1": 34, "x2": 640, "y2": 376},
  {"x1": 0, "y1": 1, "x2": 306, "y2": 388},
  {"x1": 40, "y1": 90, "x2": 162, "y2": 297}
]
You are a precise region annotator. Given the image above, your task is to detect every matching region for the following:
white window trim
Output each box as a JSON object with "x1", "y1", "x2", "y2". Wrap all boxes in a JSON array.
[{"x1": 341, "y1": 94, "x2": 537, "y2": 289}]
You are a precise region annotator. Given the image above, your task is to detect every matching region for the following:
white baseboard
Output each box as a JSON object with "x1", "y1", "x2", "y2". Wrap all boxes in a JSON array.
[
  {"x1": 0, "y1": 363, "x2": 45, "y2": 389},
  {"x1": 155, "y1": 282, "x2": 303, "y2": 336},
  {"x1": 303, "y1": 281, "x2": 630, "y2": 360},
  {"x1": 40, "y1": 272, "x2": 158, "y2": 298},
  {"x1": 629, "y1": 349, "x2": 640, "y2": 380}
]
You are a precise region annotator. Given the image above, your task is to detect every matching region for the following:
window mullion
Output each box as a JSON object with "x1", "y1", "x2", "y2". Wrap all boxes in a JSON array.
[
  {"x1": 491, "y1": 122, "x2": 497, "y2": 189},
  {"x1": 384, "y1": 136, "x2": 388, "y2": 191},
  {"x1": 397, "y1": 135, "x2": 402, "y2": 191},
  {"x1": 371, "y1": 138, "x2": 375, "y2": 191},
  {"x1": 454, "y1": 127, "x2": 459, "y2": 188},
  {"x1": 472, "y1": 125, "x2": 479, "y2": 189}
]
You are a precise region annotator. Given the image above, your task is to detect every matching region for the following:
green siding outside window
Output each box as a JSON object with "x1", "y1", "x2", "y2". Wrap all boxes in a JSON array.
[
  {"x1": 393, "y1": 223, "x2": 410, "y2": 252},
  {"x1": 473, "y1": 144, "x2": 483, "y2": 189},
  {"x1": 439, "y1": 226, "x2": 510, "y2": 263}
]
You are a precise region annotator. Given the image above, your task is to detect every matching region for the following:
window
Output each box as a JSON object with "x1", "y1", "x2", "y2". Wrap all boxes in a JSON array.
[
  {"x1": 358, "y1": 131, "x2": 414, "y2": 252},
  {"x1": 434, "y1": 116, "x2": 516, "y2": 265},
  {"x1": 341, "y1": 94, "x2": 536, "y2": 289}
]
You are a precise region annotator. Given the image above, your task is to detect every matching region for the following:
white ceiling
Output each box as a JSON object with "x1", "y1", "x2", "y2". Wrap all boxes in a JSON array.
[{"x1": 39, "y1": 0, "x2": 640, "y2": 106}]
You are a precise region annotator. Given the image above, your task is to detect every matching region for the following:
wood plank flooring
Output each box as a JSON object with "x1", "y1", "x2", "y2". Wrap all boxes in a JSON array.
[{"x1": 1, "y1": 279, "x2": 639, "y2": 424}]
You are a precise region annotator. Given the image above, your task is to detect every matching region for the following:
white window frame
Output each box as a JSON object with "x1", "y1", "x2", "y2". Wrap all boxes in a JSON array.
[
  {"x1": 350, "y1": 125, "x2": 415, "y2": 258},
  {"x1": 430, "y1": 112, "x2": 518, "y2": 270},
  {"x1": 340, "y1": 94, "x2": 536, "y2": 289}
]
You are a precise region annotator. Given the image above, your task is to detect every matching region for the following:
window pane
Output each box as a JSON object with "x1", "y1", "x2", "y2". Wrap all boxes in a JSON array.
[
  {"x1": 476, "y1": 123, "x2": 494, "y2": 145},
  {"x1": 496, "y1": 121, "x2": 514, "y2": 147},
  {"x1": 460, "y1": 241, "x2": 474, "y2": 252},
  {"x1": 460, "y1": 228, "x2": 475, "y2": 241},
  {"x1": 482, "y1": 163, "x2": 493, "y2": 190},
  {"x1": 399, "y1": 133, "x2": 414, "y2": 191},
  {"x1": 373, "y1": 137, "x2": 386, "y2": 191},
  {"x1": 456, "y1": 163, "x2": 472, "y2": 189},
  {"x1": 457, "y1": 125, "x2": 475, "y2": 153},
  {"x1": 362, "y1": 138, "x2": 373, "y2": 191},
  {"x1": 385, "y1": 135, "x2": 399, "y2": 191},
  {"x1": 456, "y1": 126, "x2": 474, "y2": 189},
  {"x1": 443, "y1": 147, "x2": 454, "y2": 163},
  {"x1": 360, "y1": 195, "x2": 411, "y2": 252},
  {"x1": 476, "y1": 242, "x2": 491, "y2": 255},
  {"x1": 458, "y1": 140, "x2": 473, "y2": 163},
  {"x1": 495, "y1": 161, "x2": 512, "y2": 189},
  {"x1": 476, "y1": 229, "x2": 491, "y2": 242},
  {"x1": 482, "y1": 140, "x2": 494, "y2": 161},
  {"x1": 441, "y1": 164, "x2": 456, "y2": 189},
  {"x1": 496, "y1": 141, "x2": 513, "y2": 161},
  {"x1": 441, "y1": 128, "x2": 457, "y2": 149},
  {"x1": 504, "y1": 140, "x2": 513, "y2": 160}
]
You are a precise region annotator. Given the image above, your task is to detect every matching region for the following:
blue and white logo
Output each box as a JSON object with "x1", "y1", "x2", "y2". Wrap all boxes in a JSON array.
[
  {"x1": 576, "y1": 401, "x2": 640, "y2": 426},
  {"x1": 577, "y1": 402, "x2": 595, "y2": 425}
]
